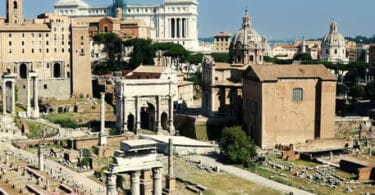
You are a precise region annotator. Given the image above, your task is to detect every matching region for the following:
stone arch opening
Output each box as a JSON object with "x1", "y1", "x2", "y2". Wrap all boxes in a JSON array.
[
  {"x1": 161, "y1": 112, "x2": 168, "y2": 130},
  {"x1": 53, "y1": 63, "x2": 61, "y2": 78},
  {"x1": 127, "y1": 114, "x2": 135, "y2": 132},
  {"x1": 140, "y1": 103, "x2": 155, "y2": 130},
  {"x1": 13, "y1": 1, "x2": 18, "y2": 9},
  {"x1": 19, "y1": 63, "x2": 27, "y2": 79}
]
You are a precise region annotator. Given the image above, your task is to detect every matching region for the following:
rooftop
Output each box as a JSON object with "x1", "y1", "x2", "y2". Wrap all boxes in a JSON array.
[{"x1": 249, "y1": 64, "x2": 337, "y2": 82}]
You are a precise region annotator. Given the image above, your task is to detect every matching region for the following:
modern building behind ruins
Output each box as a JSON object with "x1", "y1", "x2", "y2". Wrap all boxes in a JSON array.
[
  {"x1": 242, "y1": 64, "x2": 337, "y2": 148},
  {"x1": 54, "y1": 0, "x2": 200, "y2": 51},
  {"x1": 0, "y1": 0, "x2": 92, "y2": 104}
]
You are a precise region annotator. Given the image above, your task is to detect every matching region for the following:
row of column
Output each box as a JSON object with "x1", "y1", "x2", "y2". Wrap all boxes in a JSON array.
[
  {"x1": 122, "y1": 95, "x2": 175, "y2": 135},
  {"x1": 26, "y1": 72, "x2": 39, "y2": 118},
  {"x1": 169, "y1": 17, "x2": 189, "y2": 39},
  {"x1": 106, "y1": 168, "x2": 162, "y2": 195}
]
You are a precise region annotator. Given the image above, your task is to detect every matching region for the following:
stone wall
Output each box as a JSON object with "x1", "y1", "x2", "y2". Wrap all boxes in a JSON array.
[
  {"x1": 335, "y1": 117, "x2": 368, "y2": 138},
  {"x1": 16, "y1": 79, "x2": 71, "y2": 105}
]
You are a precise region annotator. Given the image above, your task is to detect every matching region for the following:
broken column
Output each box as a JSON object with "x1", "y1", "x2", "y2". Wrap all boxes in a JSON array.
[
  {"x1": 38, "y1": 144, "x2": 44, "y2": 171},
  {"x1": 131, "y1": 171, "x2": 141, "y2": 195},
  {"x1": 99, "y1": 92, "x2": 107, "y2": 146},
  {"x1": 166, "y1": 138, "x2": 176, "y2": 194}
]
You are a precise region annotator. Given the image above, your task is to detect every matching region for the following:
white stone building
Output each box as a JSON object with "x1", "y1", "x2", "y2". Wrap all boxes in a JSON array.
[
  {"x1": 320, "y1": 21, "x2": 349, "y2": 64},
  {"x1": 54, "y1": 0, "x2": 200, "y2": 51}
]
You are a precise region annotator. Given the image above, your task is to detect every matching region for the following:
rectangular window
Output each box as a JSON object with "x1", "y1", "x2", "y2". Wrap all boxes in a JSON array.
[{"x1": 293, "y1": 88, "x2": 303, "y2": 102}]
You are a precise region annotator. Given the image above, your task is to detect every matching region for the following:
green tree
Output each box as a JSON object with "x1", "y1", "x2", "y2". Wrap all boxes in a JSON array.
[
  {"x1": 93, "y1": 33, "x2": 122, "y2": 65},
  {"x1": 124, "y1": 38, "x2": 155, "y2": 69},
  {"x1": 348, "y1": 84, "x2": 365, "y2": 101},
  {"x1": 220, "y1": 126, "x2": 256, "y2": 166},
  {"x1": 211, "y1": 52, "x2": 230, "y2": 63},
  {"x1": 185, "y1": 53, "x2": 204, "y2": 65}
]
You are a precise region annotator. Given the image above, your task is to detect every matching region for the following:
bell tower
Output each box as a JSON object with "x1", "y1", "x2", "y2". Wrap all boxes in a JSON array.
[{"x1": 6, "y1": 0, "x2": 23, "y2": 24}]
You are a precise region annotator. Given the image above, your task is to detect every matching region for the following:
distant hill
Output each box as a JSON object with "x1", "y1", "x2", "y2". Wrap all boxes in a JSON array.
[{"x1": 199, "y1": 37, "x2": 215, "y2": 43}]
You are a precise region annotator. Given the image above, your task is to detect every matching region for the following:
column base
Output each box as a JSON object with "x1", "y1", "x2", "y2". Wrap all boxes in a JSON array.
[{"x1": 32, "y1": 110, "x2": 40, "y2": 119}]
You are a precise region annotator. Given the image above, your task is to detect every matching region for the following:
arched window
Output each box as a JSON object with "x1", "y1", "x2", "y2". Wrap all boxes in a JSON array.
[
  {"x1": 293, "y1": 88, "x2": 303, "y2": 102},
  {"x1": 13, "y1": 1, "x2": 18, "y2": 9},
  {"x1": 53, "y1": 63, "x2": 61, "y2": 78},
  {"x1": 19, "y1": 63, "x2": 27, "y2": 79}
]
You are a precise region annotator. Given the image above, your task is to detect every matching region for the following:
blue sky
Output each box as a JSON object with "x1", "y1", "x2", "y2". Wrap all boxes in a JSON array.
[{"x1": 1, "y1": 0, "x2": 374, "y2": 40}]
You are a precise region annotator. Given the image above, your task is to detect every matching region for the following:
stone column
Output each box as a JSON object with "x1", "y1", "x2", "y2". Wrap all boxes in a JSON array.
[
  {"x1": 38, "y1": 145, "x2": 44, "y2": 171},
  {"x1": 152, "y1": 168, "x2": 162, "y2": 195},
  {"x1": 135, "y1": 96, "x2": 140, "y2": 134},
  {"x1": 122, "y1": 96, "x2": 128, "y2": 133},
  {"x1": 166, "y1": 139, "x2": 176, "y2": 193},
  {"x1": 26, "y1": 76, "x2": 31, "y2": 117},
  {"x1": 11, "y1": 80, "x2": 15, "y2": 116},
  {"x1": 106, "y1": 173, "x2": 117, "y2": 195},
  {"x1": 168, "y1": 95, "x2": 175, "y2": 135},
  {"x1": 156, "y1": 96, "x2": 162, "y2": 131},
  {"x1": 2, "y1": 80, "x2": 6, "y2": 114},
  {"x1": 131, "y1": 171, "x2": 141, "y2": 195},
  {"x1": 32, "y1": 76, "x2": 39, "y2": 118},
  {"x1": 100, "y1": 92, "x2": 107, "y2": 146},
  {"x1": 186, "y1": 18, "x2": 189, "y2": 38}
]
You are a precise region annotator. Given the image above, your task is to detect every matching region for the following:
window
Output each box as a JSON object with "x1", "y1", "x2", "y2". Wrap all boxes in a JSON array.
[
  {"x1": 21, "y1": 41, "x2": 24, "y2": 46},
  {"x1": 293, "y1": 88, "x2": 303, "y2": 102},
  {"x1": 9, "y1": 41, "x2": 11, "y2": 46},
  {"x1": 44, "y1": 84, "x2": 48, "y2": 89},
  {"x1": 9, "y1": 33, "x2": 12, "y2": 38},
  {"x1": 31, "y1": 49, "x2": 34, "y2": 53}
]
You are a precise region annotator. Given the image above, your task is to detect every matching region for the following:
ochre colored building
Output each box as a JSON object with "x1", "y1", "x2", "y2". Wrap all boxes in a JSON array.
[
  {"x1": 0, "y1": 0, "x2": 92, "y2": 102},
  {"x1": 242, "y1": 64, "x2": 337, "y2": 148}
]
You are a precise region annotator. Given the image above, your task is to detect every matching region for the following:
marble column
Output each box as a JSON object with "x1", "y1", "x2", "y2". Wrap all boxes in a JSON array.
[
  {"x1": 131, "y1": 171, "x2": 141, "y2": 195},
  {"x1": 38, "y1": 145, "x2": 44, "y2": 171},
  {"x1": 32, "y1": 76, "x2": 39, "y2": 118},
  {"x1": 166, "y1": 139, "x2": 176, "y2": 192},
  {"x1": 11, "y1": 80, "x2": 15, "y2": 116},
  {"x1": 156, "y1": 96, "x2": 162, "y2": 131},
  {"x1": 168, "y1": 95, "x2": 175, "y2": 135},
  {"x1": 26, "y1": 76, "x2": 31, "y2": 117},
  {"x1": 135, "y1": 96, "x2": 140, "y2": 133},
  {"x1": 152, "y1": 168, "x2": 162, "y2": 195},
  {"x1": 122, "y1": 96, "x2": 128, "y2": 133},
  {"x1": 106, "y1": 173, "x2": 117, "y2": 195},
  {"x1": 100, "y1": 92, "x2": 107, "y2": 146},
  {"x1": 2, "y1": 80, "x2": 6, "y2": 114}
]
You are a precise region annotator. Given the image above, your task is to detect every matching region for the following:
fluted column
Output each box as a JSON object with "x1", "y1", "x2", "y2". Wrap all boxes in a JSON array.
[
  {"x1": 131, "y1": 171, "x2": 141, "y2": 195},
  {"x1": 152, "y1": 168, "x2": 162, "y2": 195}
]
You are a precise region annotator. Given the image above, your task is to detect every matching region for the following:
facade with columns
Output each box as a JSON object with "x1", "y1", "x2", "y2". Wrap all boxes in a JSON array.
[
  {"x1": 106, "y1": 139, "x2": 163, "y2": 195},
  {"x1": 54, "y1": 0, "x2": 200, "y2": 51}
]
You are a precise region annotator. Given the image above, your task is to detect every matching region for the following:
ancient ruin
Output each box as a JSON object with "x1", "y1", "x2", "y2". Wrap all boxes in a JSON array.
[
  {"x1": 2, "y1": 73, "x2": 16, "y2": 116},
  {"x1": 26, "y1": 71, "x2": 39, "y2": 119}
]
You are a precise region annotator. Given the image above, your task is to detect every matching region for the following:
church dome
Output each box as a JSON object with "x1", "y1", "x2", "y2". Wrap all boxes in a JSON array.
[
  {"x1": 55, "y1": 0, "x2": 89, "y2": 8},
  {"x1": 322, "y1": 21, "x2": 346, "y2": 47},
  {"x1": 230, "y1": 9, "x2": 265, "y2": 50}
]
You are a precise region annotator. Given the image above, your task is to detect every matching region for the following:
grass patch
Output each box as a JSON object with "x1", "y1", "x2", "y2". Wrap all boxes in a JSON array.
[
  {"x1": 43, "y1": 113, "x2": 89, "y2": 128},
  {"x1": 25, "y1": 120, "x2": 58, "y2": 139}
]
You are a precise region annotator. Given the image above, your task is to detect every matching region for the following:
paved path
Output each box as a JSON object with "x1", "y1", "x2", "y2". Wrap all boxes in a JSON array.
[
  {"x1": 191, "y1": 155, "x2": 314, "y2": 195},
  {"x1": 0, "y1": 142, "x2": 106, "y2": 195}
]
